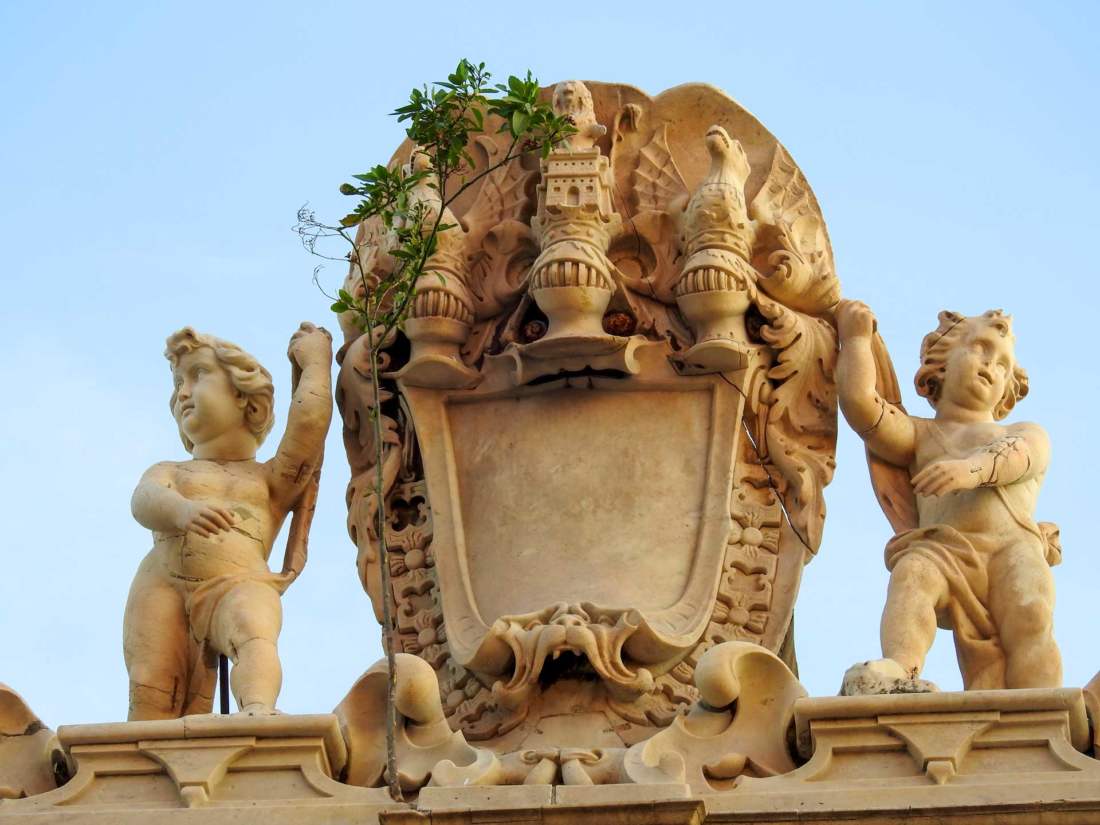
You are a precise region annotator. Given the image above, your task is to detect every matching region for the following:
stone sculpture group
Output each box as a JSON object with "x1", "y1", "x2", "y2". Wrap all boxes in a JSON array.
[{"x1": 1, "y1": 79, "x2": 1097, "y2": 823}]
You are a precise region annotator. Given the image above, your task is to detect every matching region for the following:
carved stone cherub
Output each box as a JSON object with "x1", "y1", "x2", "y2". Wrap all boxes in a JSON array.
[
  {"x1": 123, "y1": 323, "x2": 332, "y2": 719},
  {"x1": 836, "y1": 300, "x2": 1062, "y2": 693}
]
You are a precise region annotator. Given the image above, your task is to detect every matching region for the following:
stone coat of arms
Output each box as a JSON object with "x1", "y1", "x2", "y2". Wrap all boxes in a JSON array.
[{"x1": 335, "y1": 81, "x2": 839, "y2": 782}]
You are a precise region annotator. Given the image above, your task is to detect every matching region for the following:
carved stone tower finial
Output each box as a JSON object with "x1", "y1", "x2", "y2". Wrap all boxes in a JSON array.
[
  {"x1": 525, "y1": 82, "x2": 622, "y2": 355},
  {"x1": 674, "y1": 125, "x2": 758, "y2": 373}
]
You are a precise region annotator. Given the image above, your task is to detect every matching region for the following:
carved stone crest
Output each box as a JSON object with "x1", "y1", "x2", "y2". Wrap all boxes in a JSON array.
[{"x1": 336, "y1": 81, "x2": 840, "y2": 759}]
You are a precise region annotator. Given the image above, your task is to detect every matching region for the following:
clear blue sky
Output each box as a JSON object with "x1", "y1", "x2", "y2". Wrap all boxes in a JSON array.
[{"x1": 1, "y1": 1, "x2": 1097, "y2": 725}]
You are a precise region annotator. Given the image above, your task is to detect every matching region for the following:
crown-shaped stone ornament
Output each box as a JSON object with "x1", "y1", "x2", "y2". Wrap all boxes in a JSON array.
[{"x1": 674, "y1": 125, "x2": 758, "y2": 373}]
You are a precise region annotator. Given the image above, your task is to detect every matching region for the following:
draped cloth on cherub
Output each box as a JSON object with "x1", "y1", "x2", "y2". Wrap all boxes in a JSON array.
[
  {"x1": 881, "y1": 422, "x2": 1061, "y2": 691},
  {"x1": 180, "y1": 571, "x2": 295, "y2": 716}
]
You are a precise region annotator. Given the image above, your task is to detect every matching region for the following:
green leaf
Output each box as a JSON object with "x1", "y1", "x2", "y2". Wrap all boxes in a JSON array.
[{"x1": 512, "y1": 110, "x2": 528, "y2": 136}]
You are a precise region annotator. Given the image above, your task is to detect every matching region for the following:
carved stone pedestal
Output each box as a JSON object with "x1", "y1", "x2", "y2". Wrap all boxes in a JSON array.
[
  {"x1": 705, "y1": 687, "x2": 1100, "y2": 824},
  {"x1": 0, "y1": 714, "x2": 393, "y2": 823}
]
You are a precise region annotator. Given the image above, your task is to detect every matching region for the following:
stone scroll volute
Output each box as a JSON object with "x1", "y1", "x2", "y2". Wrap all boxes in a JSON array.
[{"x1": 335, "y1": 81, "x2": 840, "y2": 776}]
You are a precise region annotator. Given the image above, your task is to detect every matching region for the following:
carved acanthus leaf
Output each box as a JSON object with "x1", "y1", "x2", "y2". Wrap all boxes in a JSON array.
[
  {"x1": 462, "y1": 156, "x2": 534, "y2": 254},
  {"x1": 464, "y1": 219, "x2": 537, "y2": 320},
  {"x1": 749, "y1": 146, "x2": 839, "y2": 315},
  {"x1": 757, "y1": 298, "x2": 838, "y2": 554}
]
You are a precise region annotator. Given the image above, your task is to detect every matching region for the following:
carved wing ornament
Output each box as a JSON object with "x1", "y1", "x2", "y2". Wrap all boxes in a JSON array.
[
  {"x1": 749, "y1": 146, "x2": 840, "y2": 315},
  {"x1": 336, "y1": 82, "x2": 841, "y2": 757}
]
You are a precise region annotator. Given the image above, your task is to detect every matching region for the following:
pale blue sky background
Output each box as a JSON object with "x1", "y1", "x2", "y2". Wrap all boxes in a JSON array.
[{"x1": 1, "y1": 1, "x2": 1097, "y2": 726}]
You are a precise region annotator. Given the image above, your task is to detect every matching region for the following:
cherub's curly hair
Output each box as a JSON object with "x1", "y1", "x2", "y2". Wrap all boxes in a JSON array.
[
  {"x1": 165, "y1": 327, "x2": 275, "y2": 452},
  {"x1": 914, "y1": 310, "x2": 1028, "y2": 421}
]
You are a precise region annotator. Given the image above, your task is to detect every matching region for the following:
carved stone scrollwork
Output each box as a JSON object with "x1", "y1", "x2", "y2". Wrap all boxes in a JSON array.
[
  {"x1": 621, "y1": 642, "x2": 806, "y2": 794},
  {"x1": 336, "y1": 653, "x2": 502, "y2": 791}
]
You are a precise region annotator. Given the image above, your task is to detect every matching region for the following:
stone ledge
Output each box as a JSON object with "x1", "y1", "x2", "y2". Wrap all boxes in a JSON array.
[
  {"x1": 793, "y1": 687, "x2": 1091, "y2": 757},
  {"x1": 704, "y1": 687, "x2": 1100, "y2": 820},
  {"x1": 0, "y1": 713, "x2": 393, "y2": 820},
  {"x1": 1, "y1": 692, "x2": 1097, "y2": 824}
]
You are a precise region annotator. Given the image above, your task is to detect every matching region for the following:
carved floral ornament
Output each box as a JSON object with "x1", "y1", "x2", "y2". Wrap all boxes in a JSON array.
[{"x1": 334, "y1": 81, "x2": 840, "y2": 787}]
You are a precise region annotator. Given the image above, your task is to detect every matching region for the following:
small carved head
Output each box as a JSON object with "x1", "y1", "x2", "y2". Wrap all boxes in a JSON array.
[
  {"x1": 165, "y1": 328, "x2": 275, "y2": 453},
  {"x1": 915, "y1": 310, "x2": 1029, "y2": 420},
  {"x1": 552, "y1": 80, "x2": 595, "y2": 120}
]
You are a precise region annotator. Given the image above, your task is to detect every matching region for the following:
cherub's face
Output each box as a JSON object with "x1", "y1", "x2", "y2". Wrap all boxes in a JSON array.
[
  {"x1": 940, "y1": 322, "x2": 1014, "y2": 414},
  {"x1": 172, "y1": 348, "x2": 247, "y2": 448}
]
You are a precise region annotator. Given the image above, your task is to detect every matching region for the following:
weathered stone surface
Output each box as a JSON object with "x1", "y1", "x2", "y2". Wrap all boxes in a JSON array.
[
  {"x1": 0, "y1": 685, "x2": 63, "y2": 801},
  {"x1": 123, "y1": 325, "x2": 332, "y2": 719},
  {"x1": 338, "y1": 80, "x2": 839, "y2": 775},
  {"x1": 837, "y1": 302, "x2": 1063, "y2": 692}
]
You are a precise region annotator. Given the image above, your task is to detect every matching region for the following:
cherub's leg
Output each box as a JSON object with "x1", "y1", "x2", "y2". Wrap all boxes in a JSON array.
[
  {"x1": 122, "y1": 561, "x2": 189, "y2": 720},
  {"x1": 880, "y1": 555, "x2": 948, "y2": 676},
  {"x1": 989, "y1": 542, "x2": 1061, "y2": 688},
  {"x1": 213, "y1": 581, "x2": 283, "y2": 713}
]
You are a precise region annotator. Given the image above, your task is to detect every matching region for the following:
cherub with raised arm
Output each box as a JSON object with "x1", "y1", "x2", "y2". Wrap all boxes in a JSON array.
[
  {"x1": 123, "y1": 323, "x2": 332, "y2": 719},
  {"x1": 835, "y1": 300, "x2": 1062, "y2": 693}
]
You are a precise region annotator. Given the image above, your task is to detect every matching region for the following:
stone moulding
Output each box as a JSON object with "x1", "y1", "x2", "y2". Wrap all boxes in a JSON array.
[
  {"x1": 704, "y1": 687, "x2": 1100, "y2": 821},
  {"x1": 0, "y1": 713, "x2": 394, "y2": 820},
  {"x1": 0, "y1": 689, "x2": 1097, "y2": 822},
  {"x1": 791, "y1": 687, "x2": 1092, "y2": 783}
]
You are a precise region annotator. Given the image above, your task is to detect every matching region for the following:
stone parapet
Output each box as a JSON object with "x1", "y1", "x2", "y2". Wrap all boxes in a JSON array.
[{"x1": 1, "y1": 692, "x2": 1096, "y2": 823}]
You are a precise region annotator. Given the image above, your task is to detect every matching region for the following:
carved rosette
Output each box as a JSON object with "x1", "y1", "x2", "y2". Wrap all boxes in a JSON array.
[{"x1": 337, "y1": 81, "x2": 840, "y2": 784}]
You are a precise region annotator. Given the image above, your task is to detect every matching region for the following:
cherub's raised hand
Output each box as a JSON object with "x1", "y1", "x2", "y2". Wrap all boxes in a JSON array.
[
  {"x1": 911, "y1": 458, "x2": 982, "y2": 497},
  {"x1": 177, "y1": 501, "x2": 237, "y2": 537},
  {"x1": 836, "y1": 299, "x2": 877, "y2": 342},
  {"x1": 288, "y1": 322, "x2": 333, "y2": 370}
]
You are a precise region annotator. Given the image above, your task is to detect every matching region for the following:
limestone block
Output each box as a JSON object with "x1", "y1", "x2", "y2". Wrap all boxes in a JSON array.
[
  {"x1": 703, "y1": 688, "x2": 1100, "y2": 822},
  {"x1": 0, "y1": 713, "x2": 394, "y2": 822}
]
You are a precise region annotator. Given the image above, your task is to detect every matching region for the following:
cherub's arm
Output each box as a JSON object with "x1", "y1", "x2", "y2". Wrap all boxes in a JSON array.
[
  {"x1": 131, "y1": 462, "x2": 234, "y2": 537},
  {"x1": 268, "y1": 322, "x2": 333, "y2": 510},
  {"x1": 912, "y1": 422, "x2": 1049, "y2": 497},
  {"x1": 835, "y1": 300, "x2": 916, "y2": 467}
]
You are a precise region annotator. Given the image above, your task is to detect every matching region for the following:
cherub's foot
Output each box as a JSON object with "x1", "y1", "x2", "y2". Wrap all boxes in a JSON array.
[
  {"x1": 840, "y1": 658, "x2": 939, "y2": 696},
  {"x1": 236, "y1": 703, "x2": 282, "y2": 716}
]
